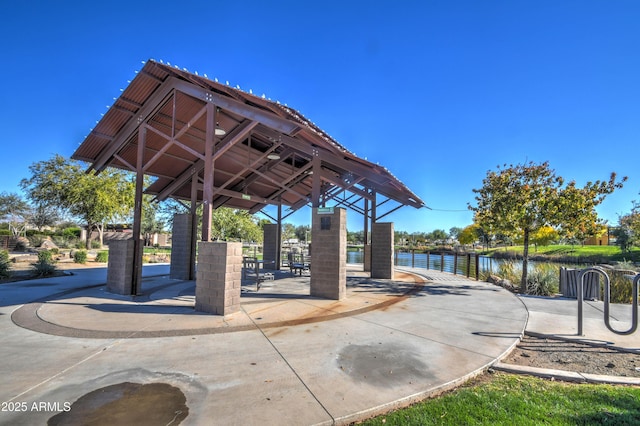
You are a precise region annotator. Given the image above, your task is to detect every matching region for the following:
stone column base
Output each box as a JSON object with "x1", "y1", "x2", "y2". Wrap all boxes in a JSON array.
[{"x1": 195, "y1": 241, "x2": 242, "y2": 315}]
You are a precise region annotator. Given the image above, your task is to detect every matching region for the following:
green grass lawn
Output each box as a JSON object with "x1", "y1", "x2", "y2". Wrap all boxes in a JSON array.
[
  {"x1": 362, "y1": 373, "x2": 640, "y2": 425},
  {"x1": 484, "y1": 245, "x2": 640, "y2": 264}
]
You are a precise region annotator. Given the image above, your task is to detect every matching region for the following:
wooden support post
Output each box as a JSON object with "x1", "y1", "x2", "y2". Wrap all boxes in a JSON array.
[
  {"x1": 131, "y1": 126, "x2": 146, "y2": 295},
  {"x1": 202, "y1": 103, "x2": 215, "y2": 241},
  {"x1": 190, "y1": 175, "x2": 198, "y2": 279}
]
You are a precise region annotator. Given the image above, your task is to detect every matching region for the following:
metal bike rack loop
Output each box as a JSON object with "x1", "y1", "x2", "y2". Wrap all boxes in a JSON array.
[{"x1": 577, "y1": 267, "x2": 639, "y2": 336}]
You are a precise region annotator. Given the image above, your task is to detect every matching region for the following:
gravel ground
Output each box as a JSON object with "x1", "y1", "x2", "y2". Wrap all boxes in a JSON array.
[{"x1": 503, "y1": 334, "x2": 640, "y2": 377}]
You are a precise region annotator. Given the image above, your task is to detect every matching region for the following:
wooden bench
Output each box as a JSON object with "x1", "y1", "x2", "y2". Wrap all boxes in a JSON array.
[
  {"x1": 287, "y1": 253, "x2": 310, "y2": 276},
  {"x1": 243, "y1": 256, "x2": 274, "y2": 290}
]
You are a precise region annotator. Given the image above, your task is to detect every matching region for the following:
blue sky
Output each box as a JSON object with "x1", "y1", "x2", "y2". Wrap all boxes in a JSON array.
[{"x1": 2, "y1": 1, "x2": 639, "y2": 233}]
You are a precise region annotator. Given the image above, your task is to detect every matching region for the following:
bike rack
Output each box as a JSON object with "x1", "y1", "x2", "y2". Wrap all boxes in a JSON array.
[{"x1": 577, "y1": 267, "x2": 639, "y2": 336}]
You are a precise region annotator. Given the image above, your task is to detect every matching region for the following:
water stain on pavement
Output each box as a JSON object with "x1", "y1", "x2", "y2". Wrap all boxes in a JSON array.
[
  {"x1": 337, "y1": 342, "x2": 434, "y2": 387},
  {"x1": 48, "y1": 382, "x2": 188, "y2": 425}
]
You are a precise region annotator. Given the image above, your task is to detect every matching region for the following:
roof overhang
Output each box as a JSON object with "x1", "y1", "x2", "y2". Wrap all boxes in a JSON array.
[{"x1": 72, "y1": 59, "x2": 426, "y2": 219}]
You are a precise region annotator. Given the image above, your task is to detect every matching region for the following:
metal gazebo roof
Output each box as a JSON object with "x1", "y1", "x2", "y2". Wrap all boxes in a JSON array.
[{"x1": 72, "y1": 59, "x2": 426, "y2": 219}]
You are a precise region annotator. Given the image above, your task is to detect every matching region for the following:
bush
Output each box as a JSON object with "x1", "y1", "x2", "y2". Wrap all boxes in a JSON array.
[
  {"x1": 526, "y1": 263, "x2": 559, "y2": 296},
  {"x1": 91, "y1": 240, "x2": 102, "y2": 249},
  {"x1": 28, "y1": 235, "x2": 46, "y2": 248},
  {"x1": 0, "y1": 250, "x2": 11, "y2": 279},
  {"x1": 13, "y1": 240, "x2": 27, "y2": 252},
  {"x1": 32, "y1": 250, "x2": 57, "y2": 277},
  {"x1": 61, "y1": 227, "x2": 82, "y2": 239},
  {"x1": 37, "y1": 250, "x2": 53, "y2": 263},
  {"x1": 607, "y1": 266, "x2": 639, "y2": 304},
  {"x1": 74, "y1": 250, "x2": 87, "y2": 264},
  {"x1": 95, "y1": 251, "x2": 109, "y2": 263}
]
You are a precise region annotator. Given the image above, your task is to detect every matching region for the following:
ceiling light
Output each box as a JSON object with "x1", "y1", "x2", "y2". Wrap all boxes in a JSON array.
[
  {"x1": 215, "y1": 123, "x2": 226, "y2": 136},
  {"x1": 267, "y1": 153, "x2": 280, "y2": 160}
]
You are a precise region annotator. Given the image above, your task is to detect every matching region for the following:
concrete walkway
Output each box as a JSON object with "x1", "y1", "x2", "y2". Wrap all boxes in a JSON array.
[{"x1": 0, "y1": 264, "x2": 636, "y2": 425}]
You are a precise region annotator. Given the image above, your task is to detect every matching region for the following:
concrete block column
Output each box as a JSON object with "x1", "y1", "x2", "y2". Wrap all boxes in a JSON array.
[
  {"x1": 107, "y1": 239, "x2": 138, "y2": 295},
  {"x1": 195, "y1": 241, "x2": 243, "y2": 315},
  {"x1": 310, "y1": 207, "x2": 346, "y2": 300},
  {"x1": 371, "y1": 222, "x2": 394, "y2": 279},
  {"x1": 262, "y1": 223, "x2": 279, "y2": 270},
  {"x1": 170, "y1": 214, "x2": 193, "y2": 280},
  {"x1": 363, "y1": 244, "x2": 371, "y2": 272}
]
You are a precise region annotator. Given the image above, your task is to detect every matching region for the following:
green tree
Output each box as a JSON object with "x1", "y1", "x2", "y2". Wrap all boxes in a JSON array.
[
  {"x1": 449, "y1": 227, "x2": 463, "y2": 240},
  {"x1": 20, "y1": 155, "x2": 135, "y2": 249},
  {"x1": 30, "y1": 202, "x2": 61, "y2": 232},
  {"x1": 428, "y1": 229, "x2": 448, "y2": 244},
  {"x1": 294, "y1": 225, "x2": 311, "y2": 242},
  {"x1": 0, "y1": 192, "x2": 30, "y2": 237},
  {"x1": 470, "y1": 161, "x2": 624, "y2": 293},
  {"x1": 531, "y1": 225, "x2": 559, "y2": 250},
  {"x1": 458, "y1": 224, "x2": 481, "y2": 246},
  {"x1": 281, "y1": 223, "x2": 296, "y2": 241},
  {"x1": 209, "y1": 208, "x2": 262, "y2": 242},
  {"x1": 616, "y1": 196, "x2": 640, "y2": 251},
  {"x1": 554, "y1": 178, "x2": 623, "y2": 244},
  {"x1": 141, "y1": 196, "x2": 166, "y2": 246}
]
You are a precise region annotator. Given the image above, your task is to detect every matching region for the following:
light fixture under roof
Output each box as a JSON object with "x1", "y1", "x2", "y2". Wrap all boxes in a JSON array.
[
  {"x1": 267, "y1": 153, "x2": 280, "y2": 160},
  {"x1": 215, "y1": 123, "x2": 226, "y2": 136}
]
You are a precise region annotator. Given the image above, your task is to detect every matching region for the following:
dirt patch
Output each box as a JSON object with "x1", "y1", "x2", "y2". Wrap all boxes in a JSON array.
[
  {"x1": 1, "y1": 260, "x2": 105, "y2": 284},
  {"x1": 502, "y1": 334, "x2": 640, "y2": 377}
]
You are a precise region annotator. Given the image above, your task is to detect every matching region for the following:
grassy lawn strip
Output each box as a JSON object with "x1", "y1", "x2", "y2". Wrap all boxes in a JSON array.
[
  {"x1": 484, "y1": 245, "x2": 640, "y2": 264},
  {"x1": 361, "y1": 373, "x2": 640, "y2": 425}
]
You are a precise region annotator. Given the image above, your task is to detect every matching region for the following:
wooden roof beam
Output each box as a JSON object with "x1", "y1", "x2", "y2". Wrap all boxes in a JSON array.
[{"x1": 154, "y1": 119, "x2": 258, "y2": 201}]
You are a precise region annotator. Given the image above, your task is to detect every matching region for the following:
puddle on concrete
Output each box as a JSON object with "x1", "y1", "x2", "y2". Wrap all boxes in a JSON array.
[
  {"x1": 337, "y1": 343, "x2": 435, "y2": 387},
  {"x1": 48, "y1": 382, "x2": 188, "y2": 426}
]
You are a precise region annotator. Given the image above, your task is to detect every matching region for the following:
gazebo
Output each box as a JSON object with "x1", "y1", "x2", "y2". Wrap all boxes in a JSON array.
[{"x1": 72, "y1": 59, "x2": 426, "y2": 314}]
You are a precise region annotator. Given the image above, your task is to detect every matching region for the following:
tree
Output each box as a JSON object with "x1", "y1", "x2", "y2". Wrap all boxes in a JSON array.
[
  {"x1": 554, "y1": 177, "x2": 624, "y2": 244},
  {"x1": 0, "y1": 192, "x2": 30, "y2": 237},
  {"x1": 470, "y1": 161, "x2": 624, "y2": 293},
  {"x1": 208, "y1": 208, "x2": 262, "y2": 242},
  {"x1": 616, "y1": 195, "x2": 640, "y2": 251},
  {"x1": 281, "y1": 223, "x2": 296, "y2": 241},
  {"x1": 140, "y1": 196, "x2": 165, "y2": 246},
  {"x1": 449, "y1": 227, "x2": 463, "y2": 240},
  {"x1": 30, "y1": 202, "x2": 61, "y2": 232},
  {"x1": 294, "y1": 225, "x2": 311, "y2": 242},
  {"x1": 20, "y1": 155, "x2": 135, "y2": 249},
  {"x1": 428, "y1": 229, "x2": 448, "y2": 244},
  {"x1": 531, "y1": 225, "x2": 559, "y2": 250},
  {"x1": 458, "y1": 224, "x2": 481, "y2": 246}
]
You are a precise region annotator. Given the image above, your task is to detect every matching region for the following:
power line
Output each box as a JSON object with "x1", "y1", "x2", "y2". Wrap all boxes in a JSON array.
[{"x1": 428, "y1": 207, "x2": 470, "y2": 212}]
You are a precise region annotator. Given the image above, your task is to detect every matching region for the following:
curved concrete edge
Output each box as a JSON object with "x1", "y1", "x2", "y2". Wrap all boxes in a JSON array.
[
  {"x1": 332, "y1": 269, "x2": 530, "y2": 425},
  {"x1": 525, "y1": 331, "x2": 640, "y2": 354},
  {"x1": 492, "y1": 291, "x2": 640, "y2": 387},
  {"x1": 492, "y1": 362, "x2": 640, "y2": 386},
  {"x1": 333, "y1": 364, "x2": 493, "y2": 426},
  {"x1": 337, "y1": 334, "x2": 528, "y2": 425}
]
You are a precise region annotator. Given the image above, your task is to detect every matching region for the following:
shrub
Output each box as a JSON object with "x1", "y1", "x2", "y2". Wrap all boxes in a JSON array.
[
  {"x1": 61, "y1": 227, "x2": 82, "y2": 238},
  {"x1": 91, "y1": 240, "x2": 102, "y2": 249},
  {"x1": 33, "y1": 250, "x2": 57, "y2": 277},
  {"x1": 0, "y1": 250, "x2": 11, "y2": 279},
  {"x1": 28, "y1": 235, "x2": 46, "y2": 248},
  {"x1": 37, "y1": 250, "x2": 53, "y2": 263},
  {"x1": 13, "y1": 240, "x2": 27, "y2": 252},
  {"x1": 95, "y1": 251, "x2": 109, "y2": 263},
  {"x1": 74, "y1": 250, "x2": 87, "y2": 264},
  {"x1": 526, "y1": 263, "x2": 559, "y2": 296},
  {"x1": 607, "y1": 267, "x2": 639, "y2": 304}
]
